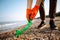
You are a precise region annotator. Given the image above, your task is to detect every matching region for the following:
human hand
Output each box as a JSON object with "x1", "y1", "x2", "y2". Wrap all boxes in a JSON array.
[
  {"x1": 26, "y1": 5, "x2": 39, "y2": 20},
  {"x1": 26, "y1": 9, "x2": 32, "y2": 21}
]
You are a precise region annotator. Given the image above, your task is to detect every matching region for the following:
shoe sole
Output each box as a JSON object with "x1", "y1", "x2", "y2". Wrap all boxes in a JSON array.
[{"x1": 40, "y1": 25, "x2": 47, "y2": 30}]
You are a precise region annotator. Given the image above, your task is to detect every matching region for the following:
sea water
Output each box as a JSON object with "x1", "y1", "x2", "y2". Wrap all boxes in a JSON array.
[{"x1": 0, "y1": 20, "x2": 27, "y2": 34}]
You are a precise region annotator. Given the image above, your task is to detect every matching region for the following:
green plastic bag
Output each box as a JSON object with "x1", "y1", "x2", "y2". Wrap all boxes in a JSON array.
[{"x1": 15, "y1": 20, "x2": 32, "y2": 37}]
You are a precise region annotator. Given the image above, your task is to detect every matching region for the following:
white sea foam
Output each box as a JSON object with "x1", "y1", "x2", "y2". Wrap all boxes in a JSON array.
[{"x1": 0, "y1": 23, "x2": 17, "y2": 28}]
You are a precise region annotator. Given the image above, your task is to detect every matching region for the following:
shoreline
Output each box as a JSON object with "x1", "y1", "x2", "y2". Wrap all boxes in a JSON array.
[{"x1": 0, "y1": 16, "x2": 60, "y2": 40}]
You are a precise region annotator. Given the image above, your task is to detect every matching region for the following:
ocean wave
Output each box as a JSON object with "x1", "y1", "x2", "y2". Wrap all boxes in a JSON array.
[{"x1": 0, "y1": 23, "x2": 17, "y2": 27}]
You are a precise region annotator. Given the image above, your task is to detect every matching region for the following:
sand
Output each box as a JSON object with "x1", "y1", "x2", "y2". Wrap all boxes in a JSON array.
[{"x1": 0, "y1": 17, "x2": 60, "y2": 40}]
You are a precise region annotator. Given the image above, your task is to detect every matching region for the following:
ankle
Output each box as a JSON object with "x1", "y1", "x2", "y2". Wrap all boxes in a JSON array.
[{"x1": 49, "y1": 20, "x2": 55, "y2": 25}]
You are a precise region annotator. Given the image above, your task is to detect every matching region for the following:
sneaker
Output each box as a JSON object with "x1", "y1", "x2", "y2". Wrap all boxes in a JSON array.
[
  {"x1": 49, "y1": 20, "x2": 56, "y2": 30},
  {"x1": 37, "y1": 21, "x2": 46, "y2": 29}
]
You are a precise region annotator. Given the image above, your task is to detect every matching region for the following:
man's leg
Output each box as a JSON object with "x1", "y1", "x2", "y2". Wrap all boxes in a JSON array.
[
  {"x1": 37, "y1": 0, "x2": 45, "y2": 28},
  {"x1": 49, "y1": 0, "x2": 57, "y2": 30},
  {"x1": 39, "y1": 0, "x2": 45, "y2": 21}
]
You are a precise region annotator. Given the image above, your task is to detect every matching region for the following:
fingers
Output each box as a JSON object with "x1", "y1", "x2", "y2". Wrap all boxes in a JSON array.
[
  {"x1": 26, "y1": 13, "x2": 29, "y2": 20},
  {"x1": 26, "y1": 9, "x2": 31, "y2": 20},
  {"x1": 30, "y1": 5, "x2": 39, "y2": 20},
  {"x1": 30, "y1": 12, "x2": 36, "y2": 20},
  {"x1": 26, "y1": 5, "x2": 39, "y2": 20}
]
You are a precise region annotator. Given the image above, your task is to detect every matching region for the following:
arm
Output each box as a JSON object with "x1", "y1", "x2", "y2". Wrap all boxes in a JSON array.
[
  {"x1": 27, "y1": 0, "x2": 33, "y2": 9},
  {"x1": 26, "y1": 0, "x2": 42, "y2": 20}
]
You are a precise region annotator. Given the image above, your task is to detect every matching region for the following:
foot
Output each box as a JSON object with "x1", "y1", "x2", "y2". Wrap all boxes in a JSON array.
[
  {"x1": 37, "y1": 21, "x2": 46, "y2": 29},
  {"x1": 49, "y1": 20, "x2": 56, "y2": 30}
]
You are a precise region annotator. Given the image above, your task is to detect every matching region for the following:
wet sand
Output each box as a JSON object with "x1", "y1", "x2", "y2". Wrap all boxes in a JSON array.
[{"x1": 0, "y1": 17, "x2": 60, "y2": 40}]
